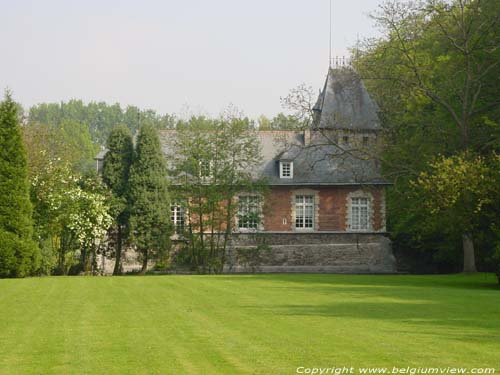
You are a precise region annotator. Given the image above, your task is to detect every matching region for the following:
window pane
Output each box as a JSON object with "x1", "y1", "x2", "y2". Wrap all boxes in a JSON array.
[
  {"x1": 238, "y1": 196, "x2": 260, "y2": 229},
  {"x1": 281, "y1": 161, "x2": 292, "y2": 178},
  {"x1": 295, "y1": 195, "x2": 314, "y2": 229},
  {"x1": 351, "y1": 197, "x2": 369, "y2": 231},
  {"x1": 171, "y1": 204, "x2": 184, "y2": 233}
]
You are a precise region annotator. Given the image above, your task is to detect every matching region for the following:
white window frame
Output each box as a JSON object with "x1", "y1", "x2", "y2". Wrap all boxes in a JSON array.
[
  {"x1": 279, "y1": 161, "x2": 293, "y2": 179},
  {"x1": 170, "y1": 203, "x2": 185, "y2": 233},
  {"x1": 350, "y1": 197, "x2": 370, "y2": 231},
  {"x1": 236, "y1": 195, "x2": 261, "y2": 231},
  {"x1": 294, "y1": 194, "x2": 314, "y2": 230}
]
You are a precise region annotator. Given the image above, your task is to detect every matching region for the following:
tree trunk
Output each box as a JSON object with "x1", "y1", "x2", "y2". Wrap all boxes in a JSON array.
[
  {"x1": 113, "y1": 225, "x2": 122, "y2": 275},
  {"x1": 462, "y1": 233, "x2": 477, "y2": 273},
  {"x1": 139, "y1": 249, "x2": 148, "y2": 275}
]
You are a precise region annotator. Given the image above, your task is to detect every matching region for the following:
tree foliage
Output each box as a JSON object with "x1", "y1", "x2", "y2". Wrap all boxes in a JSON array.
[
  {"x1": 411, "y1": 153, "x2": 498, "y2": 272},
  {"x1": 258, "y1": 113, "x2": 308, "y2": 130},
  {"x1": 28, "y1": 100, "x2": 176, "y2": 145},
  {"x1": 102, "y1": 125, "x2": 134, "y2": 275},
  {"x1": 169, "y1": 115, "x2": 265, "y2": 273},
  {"x1": 0, "y1": 92, "x2": 39, "y2": 277},
  {"x1": 353, "y1": 0, "x2": 500, "y2": 272},
  {"x1": 128, "y1": 124, "x2": 171, "y2": 273},
  {"x1": 31, "y1": 161, "x2": 112, "y2": 275}
]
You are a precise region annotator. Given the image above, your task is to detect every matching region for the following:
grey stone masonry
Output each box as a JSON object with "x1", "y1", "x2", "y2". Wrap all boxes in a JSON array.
[{"x1": 225, "y1": 232, "x2": 396, "y2": 274}]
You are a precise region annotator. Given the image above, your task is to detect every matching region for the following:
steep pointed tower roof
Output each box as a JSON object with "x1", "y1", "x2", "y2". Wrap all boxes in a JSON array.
[{"x1": 312, "y1": 67, "x2": 380, "y2": 130}]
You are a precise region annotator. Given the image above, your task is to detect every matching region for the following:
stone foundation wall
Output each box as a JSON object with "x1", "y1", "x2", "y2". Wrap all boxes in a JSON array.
[
  {"x1": 225, "y1": 232, "x2": 396, "y2": 274},
  {"x1": 100, "y1": 232, "x2": 397, "y2": 274}
]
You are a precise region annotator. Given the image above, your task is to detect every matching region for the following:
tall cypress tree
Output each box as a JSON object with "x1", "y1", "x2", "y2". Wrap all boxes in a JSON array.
[
  {"x1": 102, "y1": 125, "x2": 134, "y2": 275},
  {"x1": 128, "y1": 124, "x2": 171, "y2": 274},
  {"x1": 0, "y1": 91, "x2": 39, "y2": 277}
]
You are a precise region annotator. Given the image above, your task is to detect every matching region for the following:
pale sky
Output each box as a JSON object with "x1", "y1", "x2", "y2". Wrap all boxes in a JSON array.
[{"x1": 1, "y1": 0, "x2": 383, "y2": 119}]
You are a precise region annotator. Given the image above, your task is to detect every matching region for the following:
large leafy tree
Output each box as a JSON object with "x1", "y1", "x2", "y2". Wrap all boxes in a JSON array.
[
  {"x1": 31, "y1": 161, "x2": 112, "y2": 275},
  {"x1": 0, "y1": 92, "x2": 39, "y2": 277},
  {"x1": 102, "y1": 125, "x2": 134, "y2": 275},
  {"x1": 23, "y1": 117, "x2": 108, "y2": 274},
  {"x1": 412, "y1": 153, "x2": 498, "y2": 272},
  {"x1": 23, "y1": 120, "x2": 99, "y2": 175},
  {"x1": 169, "y1": 114, "x2": 264, "y2": 274},
  {"x1": 354, "y1": 0, "x2": 500, "y2": 272},
  {"x1": 128, "y1": 124, "x2": 171, "y2": 274}
]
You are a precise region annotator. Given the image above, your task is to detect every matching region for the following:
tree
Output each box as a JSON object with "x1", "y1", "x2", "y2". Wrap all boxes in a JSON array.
[
  {"x1": 31, "y1": 160, "x2": 112, "y2": 274},
  {"x1": 29, "y1": 100, "x2": 177, "y2": 146},
  {"x1": 69, "y1": 175, "x2": 113, "y2": 274},
  {"x1": 412, "y1": 153, "x2": 497, "y2": 272},
  {"x1": 102, "y1": 125, "x2": 134, "y2": 275},
  {"x1": 352, "y1": 0, "x2": 500, "y2": 272},
  {"x1": 169, "y1": 115, "x2": 264, "y2": 274},
  {"x1": 23, "y1": 120, "x2": 99, "y2": 175},
  {"x1": 128, "y1": 124, "x2": 171, "y2": 274},
  {"x1": 0, "y1": 91, "x2": 39, "y2": 277},
  {"x1": 23, "y1": 119, "x2": 105, "y2": 274},
  {"x1": 258, "y1": 113, "x2": 308, "y2": 130}
]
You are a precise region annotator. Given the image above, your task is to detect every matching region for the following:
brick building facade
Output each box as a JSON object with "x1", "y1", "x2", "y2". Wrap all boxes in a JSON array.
[{"x1": 96, "y1": 66, "x2": 397, "y2": 273}]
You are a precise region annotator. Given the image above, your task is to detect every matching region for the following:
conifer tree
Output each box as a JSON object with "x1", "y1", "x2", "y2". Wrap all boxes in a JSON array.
[
  {"x1": 128, "y1": 124, "x2": 171, "y2": 274},
  {"x1": 0, "y1": 91, "x2": 39, "y2": 277},
  {"x1": 102, "y1": 125, "x2": 134, "y2": 275}
]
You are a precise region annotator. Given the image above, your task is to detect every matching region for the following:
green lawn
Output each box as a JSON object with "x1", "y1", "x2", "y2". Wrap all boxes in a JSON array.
[{"x1": 0, "y1": 274, "x2": 499, "y2": 375}]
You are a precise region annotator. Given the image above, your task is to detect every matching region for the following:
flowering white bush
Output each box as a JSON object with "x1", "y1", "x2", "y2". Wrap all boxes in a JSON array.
[{"x1": 31, "y1": 159, "x2": 112, "y2": 273}]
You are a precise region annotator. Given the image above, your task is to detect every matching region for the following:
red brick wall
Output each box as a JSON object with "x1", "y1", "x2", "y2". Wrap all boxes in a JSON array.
[
  {"x1": 262, "y1": 186, "x2": 386, "y2": 232},
  {"x1": 371, "y1": 188, "x2": 385, "y2": 231},
  {"x1": 262, "y1": 187, "x2": 293, "y2": 231},
  {"x1": 318, "y1": 188, "x2": 349, "y2": 231}
]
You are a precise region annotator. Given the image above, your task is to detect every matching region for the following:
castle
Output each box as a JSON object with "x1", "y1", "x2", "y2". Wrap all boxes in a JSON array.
[{"x1": 96, "y1": 66, "x2": 396, "y2": 273}]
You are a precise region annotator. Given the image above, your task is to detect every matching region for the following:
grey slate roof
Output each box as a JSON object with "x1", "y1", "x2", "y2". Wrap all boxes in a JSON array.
[
  {"x1": 313, "y1": 67, "x2": 380, "y2": 130},
  {"x1": 96, "y1": 67, "x2": 386, "y2": 186},
  {"x1": 156, "y1": 130, "x2": 386, "y2": 186},
  {"x1": 255, "y1": 131, "x2": 386, "y2": 185}
]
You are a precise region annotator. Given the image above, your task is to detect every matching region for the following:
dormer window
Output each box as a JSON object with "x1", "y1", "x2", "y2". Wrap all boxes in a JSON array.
[
  {"x1": 198, "y1": 160, "x2": 213, "y2": 180},
  {"x1": 280, "y1": 161, "x2": 293, "y2": 179}
]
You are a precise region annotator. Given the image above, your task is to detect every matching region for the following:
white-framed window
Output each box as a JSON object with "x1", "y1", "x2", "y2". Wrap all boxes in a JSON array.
[
  {"x1": 171, "y1": 203, "x2": 185, "y2": 233},
  {"x1": 280, "y1": 161, "x2": 293, "y2": 179},
  {"x1": 295, "y1": 195, "x2": 314, "y2": 229},
  {"x1": 237, "y1": 196, "x2": 260, "y2": 230},
  {"x1": 351, "y1": 197, "x2": 370, "y2": 231}
]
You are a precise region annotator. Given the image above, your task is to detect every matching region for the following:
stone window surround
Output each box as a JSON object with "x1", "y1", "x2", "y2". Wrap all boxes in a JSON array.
[
  {"x1": 291, "y1": 189, "x2": 319, "y2": 232},
  {"x1": 346, "y1": 190, "x2": 374, "y2": 232}
]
